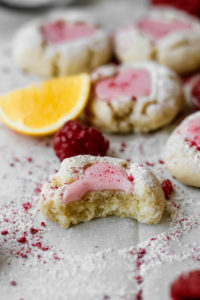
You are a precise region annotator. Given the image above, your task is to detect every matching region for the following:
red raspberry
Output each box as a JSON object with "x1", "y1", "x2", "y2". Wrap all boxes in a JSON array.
[
  {"x1": 151, "y1": 0, "x2": 200, "y2": 18},
  {"x1": 191, "y1": 79, "x2": 200, "y2": 110},
  {"x1": 170, "y1": 270, "x2": 200, "y2": 300},
  {"x1": 161, "y1": 179, "x2": 173, "y2": 198},
  {"x1": 53, "y1": 121, "x2": 109, "y2": 161}
]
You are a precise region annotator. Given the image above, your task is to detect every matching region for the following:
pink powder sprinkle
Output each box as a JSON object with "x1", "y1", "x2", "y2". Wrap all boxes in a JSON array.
[
  {"x1": 159, "y1": 159, "x2": 164, "y2": 164},
  {"x1": 34, "y1": 183, "x2": 42, "y2": 195},
  {"x1": 30, "y1": 228, "x2": 39, "y2": 234},
  {"x1": 32, "y1": 242, "x2": 49, "y2": 251},
  {"x1": 17, "y1": 236, "x2": 27, "y2": 244},
  {"x1": 138, "y1": 248, "x2": 146, "y2": 259},
  {"x1": 53, "y1": 252, "x2": 60, "y2": 260},
  {"x1": 27, "y1": 157, "x2": 32, "y2": 162},
  {"x1": 145, "y1": 161, "x2": 155, "y2": 167},
  {"x1": 41, "y1": 222, "x2": 46, "y2": 227},
  {"x1": 136, "y1": 289, "x2": 142, "y2": 300},
  {"x1": 13, "y1": 157, "x2": 20, "y2": 162},
  {"x1": 22, "y1": 202, "x2": 32, "y2": 211},
  {"x1": 134, "y1": 275, "x2": 143, "y2": 284},
  {"x1": 1, "y1": 230, "x2": 8, "y2": 235},
  {"x1": 10, "y1": 163, "x2": 15, "y2": 167},
  {"x1": 10, "y1": 281, "x2": 17, "y2": 286},
  {"x1": 128, "y1": 174, "x2": 134, "y2": 182}
]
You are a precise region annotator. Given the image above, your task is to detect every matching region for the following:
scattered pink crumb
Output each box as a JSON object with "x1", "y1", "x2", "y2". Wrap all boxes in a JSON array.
[
  {"x1": 27, "y1": 157, "x2": 32, "y2": 162},
  {"x1": 10, "y1": 281, "x2": 17, "y2": 286},
  {"x1": 30, "y1": 228, "x2": 39, "y2": 235},
  {"x1": 134, "y1": 275, "x2": 143, "y2": 284},
  {"x1": 145, "y1": 161, "x2": 155, "y2": 167},
  {"x1": 13, "y1": 157, "x2": 20, "y2": 162},
  {"x1": 128, "y1": 174, "x2": 134, "y2": 182},
  {"x1": 41, "y1": 222, "x2": 46, "y2": 227},
  {"x1": 22, "y1": 202, "x2": 32, "y2": 211},
  {"x1": 136, "y1": 289, "x2": 142, "y2": 300},
  {"x1": 53, "y1": 252, "x2": 60, "y2": 260},
  {"x1": 120, "y1": 142, "x2": 127, "y2": 152},
  {"x1": 34, "y1": 183, "x2": 42, "y2": 194},
  {"x1": 32, "y1": 242, "x2": 49, "y2": 251},
  {"x1": 17, "y1": 236, "x2": 27, "y2": 244},
  {"x1": 1, "y1": 230, "x2": 8, "y2": 235},
  {"x1": 159, "y1": 159, "x2": 164, "y2": 164},
  {"x1": 138, "y1": 248, "x2": 146, "y2": 259},
  {"x1": 20, "y1": 253, "x2": 28, "y2": 259}
]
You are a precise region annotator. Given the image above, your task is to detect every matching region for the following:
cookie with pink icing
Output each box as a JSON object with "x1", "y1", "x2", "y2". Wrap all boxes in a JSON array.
[
  {"x1": 86, "y1": 62, "x2": 183, "y2": 133},
  {"x1": 165, "y1": 111, "x2": 200, "y2": 187},
  {"x1": 39, "y1": 155, "x2": 165, "y2": 228},
  {"x1": 114, "y1": 8, "x2": 200, "y2": 74},
  {"x1": 13, "y1": 11, "x2": 112, "y2": 77}
]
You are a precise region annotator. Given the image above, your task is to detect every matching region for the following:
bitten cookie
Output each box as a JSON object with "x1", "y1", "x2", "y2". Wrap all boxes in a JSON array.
[
  {"x1": 114, "y1": 8, "x2": 200, "y2": 74},
  {"x1": 165, "y1": 112, "x2": 200, "y2": 187},
  {"x1": 86, "y1": 62, "x2": 183, "y2": 133},
  {"x1": 39, "y1": 155, "x2": 165, "y2": 228},
  {"x1": 13, "y1": 11, "x2": 112, "y2": 77}
]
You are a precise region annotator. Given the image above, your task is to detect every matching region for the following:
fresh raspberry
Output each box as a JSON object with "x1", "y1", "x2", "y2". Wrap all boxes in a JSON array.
[
  {"x1": 151, "y1": 0, "x2": 200, "y2": 18},
  {"x1": 170, "y1": 270, "x2": 200, "y2": 300},
  {"x1": 191, "y1": 79, "x2": 200, "y2": 110},
  {"x1": 53, "y1": 121, "x2": 109, "y2": 161},
  {"x1": 161, "y1": 179, "x2": 173, "y2": 198}
]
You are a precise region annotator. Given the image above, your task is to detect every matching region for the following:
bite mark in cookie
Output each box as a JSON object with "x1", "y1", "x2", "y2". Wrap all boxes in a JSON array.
[{"x1": 39, "y1": 155, "x2": 165, "y2": 228}]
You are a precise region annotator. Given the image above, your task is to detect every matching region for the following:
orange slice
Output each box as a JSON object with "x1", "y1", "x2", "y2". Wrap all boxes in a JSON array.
[{"x1": 0, "y1": 74, "x2": 90, "y2": 136}]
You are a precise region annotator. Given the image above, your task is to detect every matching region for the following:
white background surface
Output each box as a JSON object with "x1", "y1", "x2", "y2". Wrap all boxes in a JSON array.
[{"x1": 0, "y1": 1, "x2": 200, "y2": 300}]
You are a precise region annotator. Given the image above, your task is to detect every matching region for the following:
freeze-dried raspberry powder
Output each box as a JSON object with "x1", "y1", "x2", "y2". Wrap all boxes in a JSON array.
[
  {"x1": 53, "y1": 121, "x2": 109, "y2": 161},
  {"x1": 170, "y1": 270, "x2": 200, "y2": 299}
]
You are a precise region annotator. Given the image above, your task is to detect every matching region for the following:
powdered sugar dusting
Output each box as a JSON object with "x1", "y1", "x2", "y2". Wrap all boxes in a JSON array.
[{"x1": 0, "y1": 18, "x2": 200, "y2": 300}]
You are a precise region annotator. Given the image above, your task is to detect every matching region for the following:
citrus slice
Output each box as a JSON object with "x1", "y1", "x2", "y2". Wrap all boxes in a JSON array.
[{"x1": 0, "y1": 73, "x2": 90, "y2": 136}]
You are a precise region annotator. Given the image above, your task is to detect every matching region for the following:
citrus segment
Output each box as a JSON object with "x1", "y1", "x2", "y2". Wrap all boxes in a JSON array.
[{"x1": 0, "y1": 74, "x2": 90, "y2": 136}]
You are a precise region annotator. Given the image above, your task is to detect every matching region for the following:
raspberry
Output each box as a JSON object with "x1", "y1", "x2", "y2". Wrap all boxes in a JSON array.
[
  {"x1": 170, "y1": 270, "x2": 200, "y2": 300},
  {"x1": 191, "y1": 79, "x2": 200, "y2": 110},
  {"x1": 161, "y1": 179, "x2": 173, "y2": 198},
  {"x1": 53, "y1": 121, "x2": 109, "y2": 161},
  {"x1": 151, "y1": 0, "x2": 200, "y2": 18}
]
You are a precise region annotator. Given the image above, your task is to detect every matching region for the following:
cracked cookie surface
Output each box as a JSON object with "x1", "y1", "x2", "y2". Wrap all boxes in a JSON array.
[
  {"x1": 86, "y1": 62, "x2": 183, "y2": 133},
  {"x1": 114, "y1": 8, "x2": 200, "y2": 74},
  {"x1": 13, "y1": 11, "x2": 112, "y2": 77}
]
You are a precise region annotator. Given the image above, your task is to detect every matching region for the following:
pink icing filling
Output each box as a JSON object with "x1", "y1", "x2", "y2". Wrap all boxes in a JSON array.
[
  {"x1": 63, "y1": 162, "x2": 134, "y2": 204},
  {"x1": 184, "y1": 117, "x2": 200, "y2": 150},
  {"x1": 136, "y1": 18, "x2": 192, "y2": 41},
  {"x1": 95, "y1": 68, "x2": 151, "y2": 101},
  {"x1": 40, "y1": 20, "x2": 96, "y2": 44}
]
